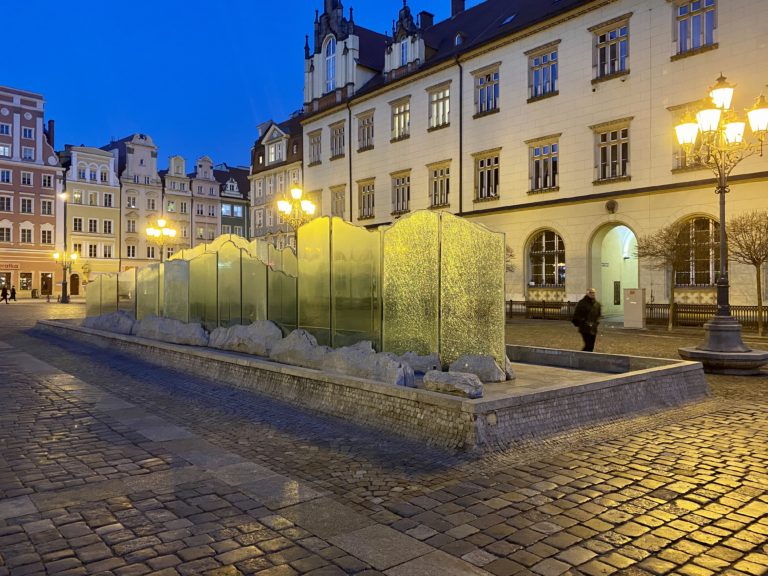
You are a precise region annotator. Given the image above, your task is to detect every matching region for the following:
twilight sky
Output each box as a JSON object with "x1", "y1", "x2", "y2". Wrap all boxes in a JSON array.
[{"x1": 5, "y1": 0, "x2": 478, "y2": 170}]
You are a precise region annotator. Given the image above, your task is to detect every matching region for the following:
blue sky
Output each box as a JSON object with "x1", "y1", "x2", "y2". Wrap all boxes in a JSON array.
[{"x1": 5, "y1": 0, "x2": 477, "y2": 169}]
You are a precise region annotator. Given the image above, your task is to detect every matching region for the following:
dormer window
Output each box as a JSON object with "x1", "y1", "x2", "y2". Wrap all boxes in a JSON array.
[
  {"x1": 401, "y1": 42, "x2": 408, "y2": 66},
  {"x1": 325, "y1": 37, "x2": 336, "y2": 93},
  {"x1": 455, "y1": 33, "x2": 463, "y2": 46}
]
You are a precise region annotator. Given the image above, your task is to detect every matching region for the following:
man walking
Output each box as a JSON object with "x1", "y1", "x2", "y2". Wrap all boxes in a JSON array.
[
  {"x1": 572, "y1": 288, "x2": 601, "y2": 352},
  {"x1": 0, "y1": 285, "x2": 8, "y2": 304}
]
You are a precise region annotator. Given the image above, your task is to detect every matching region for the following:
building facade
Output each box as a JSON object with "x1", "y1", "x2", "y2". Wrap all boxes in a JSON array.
[
  {"x1": 189, "y1": 156, "x2": 220, "y2": 246},
  {"x1": 102, "y1": 134, "x2": 163, "y2": 269},
  {"x1": 215, "y1": 163, "x2": 250, "y2": 238},
  {"x1": 301, "y1": 0, "x2": 768, "y2": 314},
  {"x1": 59, "y1": 145, "x2": 121, "y2": 291},
  {"x1": 0, "y1": 86, "x2": 63, "y2": 298},
  {"x1": 161, "y1": 155, "x2": 193, "y2": 256},
  {"x1": 250, "y1": 116, "x2": 304, "y2": 248}
]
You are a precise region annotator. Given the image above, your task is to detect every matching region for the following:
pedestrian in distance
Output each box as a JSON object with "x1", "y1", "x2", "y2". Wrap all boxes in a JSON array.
[
  {"x1": 0, "y1": 285, "x2": 7, "y2": 304},
  {"x1": 572, "y1": 287, "x2": 602, "y2": 352},
  {"x1": 9, "y1": 286, "x2": 16, "y2": 301}
]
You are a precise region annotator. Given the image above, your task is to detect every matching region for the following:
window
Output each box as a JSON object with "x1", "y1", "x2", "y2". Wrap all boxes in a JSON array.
[
  {"x1": 255, "y1": 210, "x2": 264, "y2": 228},
  {"x1": 180, "y1": 183, "x2": 186, "y2": 191},
  {"x1": 330, "y1": 122, "x2": 345, "y2": 159},
  {"x1": 41, "y1": 230, "x2": 52, "y2": 244},
  {"x1": 88, "y1": 219, "x2": 98, "y2": 233},
  {"x1": 21, "y1": 228, "x2": 32, "y2": 243},
  {"x1": 21, "y1": 172, "x2": 32, "y2": 186},
  {"x1": 165, "y1": 247, "x2": 174, "y2": 259},
  {"x1": 103, "y1": 193, "x2": 113, "y2": 207},
  {"x1": 0, "y1": 197, "x2": 10, "y2": 211},
  {"x1": 73, "y1": 243, "x2": 82, "y2": 255},
  {"x1": 358, "y1": 180, "x2": 375, "y2": 220},
  {"x1": 127, "y1": 245, "x2": 136, "y2": 258},
  {"x1": 676, "y1": 0, "x2": 716, "y2": 55},
  {"x1": 180, "y1": 202, "x2": 188, "y2": 214},
  {"x1": 428, "y1": 85, "x2": 450, "y2": 129},
  {"x1": 22, "y1": 147, "x2": 34, "y2": 160},
  {"x1": 73, "y1": 218, "x2": 83, "y2": 232},
  {"x1": 222, "y1": 224, "x2": 231, "y2": 234},
  {"x1": 331, "y1": 186, "x2": 345, "y2": 218},
  {"x1": 196, "y1": 203, "x2": 204, "y2": 216},
  {"x1": 474, "y1": 65, "x2": 500, "y2": 115},
  {"x1": 266, "y1": 209, "x2": 273, "y2": 227},
  {"x1": 167, "y1": 201, "x2": 176, "y2": 213},
  {"x1": 41, "y1": 200, "x2": 52, "y2": 215},
  {"x1": 20, "y1": 273, "x2": 32, "y2": 290},
  {"x1": 0, "y1": 145, "x2": 10, "y2": 157},
  {"x1": 233, "y1": 205, "x2": 244, "y2": 218},
  {"x1": 42, "y1": 175, "x2": 52, "y2": 188},
  {"x1": 81, "y1": 167, "x2": 91, "y2": 179},
  {"x1": 428, "y1": 163, "x2": 450, "y2": 208},
  {"x1": 21, "y1": 198, "x2": 33, "y2": 213},
  {"x1": 234, "y1": 226, "x2": 243, "y2": 236},
  {"x1": 100, "y1": 170, "x2": 108, "y2": 183},
  {"x1": 71, "y1": 190, "x2": 82, "y2": 204},
  {"x1": 126, "y1": 196, "x2": 136, "y2": 209},
  {"x1": 391, "y1": 173, "x2": 410, "y2": 215},
  {"x1": 357, "y1": 112, "x2": 374, "y2": 151},
  {"x1": 197, "y1": 185, "x2": 203, "y2": 193},
  {"x1": 474, "y1": 151, "x2": 500, "y2": 200},
  {"x1": 127, "y1": 219, "x2": 136, "y2": 233},
  {"x1": 391, "y1": 99, "x2": 410, "y2": 141},
  {"x1": 147, "y1": 198, "x2": 156, "y2": 210},
  {"x1": 103, "y1": 245, "x2": 112, "y2": 258},
  {"x1": 0, "y1": 170, "x2": 10, "y2": 183},
  {"x1": 103, "y1": 221, "x2": 112, "y2": 235},
  {"x1": 325, "y1": 37, "x2": 336, "y2": 93},
  {"x1": 208, "y1": 205, "x2": 216, "y2": 217},
  {"x1": 89, "y1": 169, "x2": 97, "y2": 181},
  {"x1": 528, "y1": 43, "x2": 559, "y2": 99},
  {"x1": 147, "y1": 246, "x2": 155, "y2": 259},
  {"x1": 0, "y1": 124, "x2": 9, "y2": 135},
  {"x1": 591, "y1": 16, "x2": 630, "y2": 80},
  {"x1": 267, "y1": 142, "x2": 283, "y2": 164},
  {"x1": 89, "y1": 192, "x2": 98, "y2": 206},
  {"x1": 401, "y1": 41, "x2": 408, "y2": 67},
  {"x1": 221, "y1": 204, "x2": 232, "y2": 217},
  {"x1": 208, "y1": 229, "x2": 215, "y2": 240},
  {"x1": 181, "y1": 226, "x2": 188, "y2": 238},
  {"x1": 529, "y1": 230, "x2": 566, "y2": 287},
  {"x1": 592, "y1": 119, "x2": 632, "y2": 182},
  {"x1": 0, "y1": 227, "x2": 9, "y2": 242},
  {"x1": 209, "y1": 187, "x2": 215, "y2": 196},
  {"x1": 528, "y1": 136, "x2": 559, "y2": 192},
  {"x1": 676, "y1": 217, "x2": 720, "y2": 286},
  {"x1": 309, "y1": 131, "x2": 322, "y2": 165},
  {"x1": 22, "y1": 127, "x2": 33, "y2": 139}
]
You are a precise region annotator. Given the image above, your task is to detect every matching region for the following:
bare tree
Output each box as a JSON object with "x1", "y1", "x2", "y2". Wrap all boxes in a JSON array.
[
  {"x1": 636, "y1": 221, "x2": 690, "y2": 331},
  {"x1": 728, "y1": 211, "x2": 768, "y2": 336}
]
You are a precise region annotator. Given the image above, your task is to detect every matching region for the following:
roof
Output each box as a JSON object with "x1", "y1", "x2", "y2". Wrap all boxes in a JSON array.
[{"x1": 355, "y1": 25, "x2": 388, "y2": 71}]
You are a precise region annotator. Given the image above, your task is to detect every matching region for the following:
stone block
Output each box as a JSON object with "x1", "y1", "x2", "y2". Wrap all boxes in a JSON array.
[
  {"x1": 423, "y1": 371, "x2": 483, "y2": 399},
  {"x1": 449, "y1": 354, "x2": 506, "y2": 382},
  {"x1": 208, "y1": 321, "x2": 282, "y2": 357},
  {"x1": 133, "y1": 316, "x2": 209, "y2": 346},
  {"x1": 82, "y1": 310, "x2": 136, "y2": 335},
  {"x1": 269, "y1": 329, "x2": 331, "y2": 370},
  {"x1": 399, "y1": 352, "x2": 441, "y2": 374}
]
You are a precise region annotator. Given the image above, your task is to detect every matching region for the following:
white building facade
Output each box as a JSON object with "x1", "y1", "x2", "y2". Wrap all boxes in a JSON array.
[{"x1": 301, "y1": 0, "x2": 768, "y2": 315}]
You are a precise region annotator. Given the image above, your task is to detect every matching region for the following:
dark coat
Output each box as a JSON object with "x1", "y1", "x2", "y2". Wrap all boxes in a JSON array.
[{"x1": 572, "y1": 295, "x2": 601, "y2": 335}]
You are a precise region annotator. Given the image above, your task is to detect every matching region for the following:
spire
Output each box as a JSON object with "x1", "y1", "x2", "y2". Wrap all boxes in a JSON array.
[{"x1": 304, "y1": 34, "x2": 310, "y2": 59}]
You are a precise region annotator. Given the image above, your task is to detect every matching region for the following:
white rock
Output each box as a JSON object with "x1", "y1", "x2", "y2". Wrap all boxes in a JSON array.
[
  {"x1": 208, "y1": 321, "x2": 283, "y2": 356},
  {"x1": 449, "y1": 354, "x2": 506, "y2": 383},
  {"x1": 269, "y1": 329, "x2": 330, "y2": 369},
  {"x1": 82, "y1": 311, "x2": 136, "y2": 335},
  {"x1": 423, "y1": 370, "x2": 483, "y2": 399},
  {"x1": 133, "y1": 315, "x2": 209, "y2": 346},
  {"x1": 323, "y1": 347, "x2": 415, "y2": 387},
  {"x1": 399, "y1": 352, "x2": 441, "y2": 374}
]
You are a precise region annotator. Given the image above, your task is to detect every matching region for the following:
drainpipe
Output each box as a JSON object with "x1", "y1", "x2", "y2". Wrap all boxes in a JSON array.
[
  {"x1": 347, "y1": 100, "x2": 353, "y2": 221},
  {"x1": 456, "y1": 55, "x2": 464, "y2": 215}
]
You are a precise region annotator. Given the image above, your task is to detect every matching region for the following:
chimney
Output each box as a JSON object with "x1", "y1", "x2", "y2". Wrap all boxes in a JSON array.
[
  {"x1": 419, "y1": 10, "x2": 434, "y2": 28},
  {"x1": 47, "y1": 119, "x2": 55, "y2": 148},
  {"x1": 451, "y1": 0, "x2": 464, "y2": 17}
]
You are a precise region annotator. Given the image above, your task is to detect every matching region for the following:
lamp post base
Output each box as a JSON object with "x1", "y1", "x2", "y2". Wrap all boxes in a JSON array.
[{"x1": 678, "y1": 315, "x2": 768, "y2": 374}]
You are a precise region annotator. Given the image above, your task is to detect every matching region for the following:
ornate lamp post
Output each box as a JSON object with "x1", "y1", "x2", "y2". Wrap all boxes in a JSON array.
[
  {"x1": 677, "y1": 75, "x2": 768, "y2": 373},
  {"x1": 52, "y1": 251, "x2": 77, "y2": 304},
  {"x1": 145, "y1": 218, "x2": 177, "y2": 263},
  {"x1": 277, "y1": 186, "x2": 316, "y2": 242}
]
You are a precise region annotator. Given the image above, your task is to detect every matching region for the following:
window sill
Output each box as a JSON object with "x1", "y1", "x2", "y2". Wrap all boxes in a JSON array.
[
  {"x1": 593, "y1": 175, "x2": 631, "y2": 185},
  {"x1": 527, "y1": 186, "x2": 560, "y2": 195},
  {"x1": 473, "y1": 108, "x2": 500, "y2": 120},
  {"x1": 671, "y1": 165, "x2": 709, "y2": 174},
  {"x1": 527, "y1": 91, "x2": 559, "y2": 104},
  {"x1": 428, "y1": 123, "x2": 450, "y2": 133},
  {"x1": 308, "y1": 161, "x2": 321, "y2": 167},
  {"x1": 330, "y1": 154, "x2": 345, "y2": 162},
  {"x1": 671, "y1": 43, "x2": 718, "y2": 62},
  {"x1": 391, "y1": 209, "x2": 410, "y2": 216},
  {"x1": 358, "y1": 214, "x2": 375, "y2": 221},
  {"x1": 591, "y1": 69, "x2": 630, "y2": 85},
  {"x1": 390, "y1": 135, "x2": 410, "y2": 144},
  {"x1": 357, "y1": 145, "x2": 374, "y2": 153},
  {"x1": 429, "y1": 203, "x2": 450, "y2": 209},
  {"x1": 474, "y1": 195, "x2": 499, "y2": 203}
]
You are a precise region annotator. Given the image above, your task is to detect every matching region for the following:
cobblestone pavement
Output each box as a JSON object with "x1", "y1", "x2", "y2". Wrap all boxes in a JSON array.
[{"x1": 0, "y1": 301, "x2": 766, "y2": 575}]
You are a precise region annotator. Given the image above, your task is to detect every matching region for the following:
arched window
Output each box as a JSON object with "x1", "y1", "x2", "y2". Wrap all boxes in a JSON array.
[
  {"x1": 401, "y1": 41, "x2": 408, "y2": 66},
  {"x1": 325, "y1": 37, "x2": 336, "y2": 93},
  {"x1": 676, "y1": 217, "x2": 720, "y2": 286},
  {"x1": 529, "y1": 230, "x2": 565, "y2": 287}
]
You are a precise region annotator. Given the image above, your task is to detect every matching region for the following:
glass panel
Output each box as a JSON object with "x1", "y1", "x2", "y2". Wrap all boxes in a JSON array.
[
  {"x1": 118, "y1": 269, "x2": 136, "y2": 317},
  {"x1": 189, "y1": 252, "x2": 218, "y2": 330},
  {"x1": 163, "y1": 260, "x2": 189, "y2": 323},
  {"x1": 242, "y1": 251, "x2": 267, "y2": 323},
  {"x1": 382, "y1": 211, "x2": 440, "y2": 357},
  {"x1": 101, "y1": 274, "x2": 118, "y2": 315},
  {"x1": 332, "y1": 217, "x2": 381, "y2": 348},
  {"x1": 440, "y1": 213, "x2": 506, "y2": 367},
  {"x1": 267, "y1": 245, "x2": 297, "y2": 334},
  {"x1": 218, "y1": 241, "x2": 243, "y2": 327},
  {"x1": 298, "y1": 217, "x2": 331, "y2": 345},
  {"x1": 86, "y1": 274, "x2": 101, "y2": 317},
  {"x1": 136, "y1": 264, "x2": 161, "y2": 320}
]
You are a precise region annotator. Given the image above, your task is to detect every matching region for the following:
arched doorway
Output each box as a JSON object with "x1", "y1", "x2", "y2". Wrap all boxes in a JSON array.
[
  {"x1": 590, "y1": 224, "x2": 638, "y2": 318},
  {"x1": 70, "y1": 274, "x2": 80, "y2": 296}
]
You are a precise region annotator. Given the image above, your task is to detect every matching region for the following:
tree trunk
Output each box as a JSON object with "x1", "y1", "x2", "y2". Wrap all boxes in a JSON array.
[
  {"x1": 668, "y1": 268, "x2": 675, "y2": 332},
  {"x1": 757, "y1": 264, "x2": 764, "y2": 337}
]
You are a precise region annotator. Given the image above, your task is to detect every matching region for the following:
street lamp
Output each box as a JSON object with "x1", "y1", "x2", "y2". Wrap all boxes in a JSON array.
[
  {"x1": 145, "y1": 218, "x2": 178, "y2": 262},
  {"x1": 277, "y1": 186, "x2": 316, "y2": 242},
  {"x1": 52, "y1": 250, "x2": 77, "y2": 304},
  {"x1": 676, "y1": 75, "x2": 768, "y2": 373}
]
